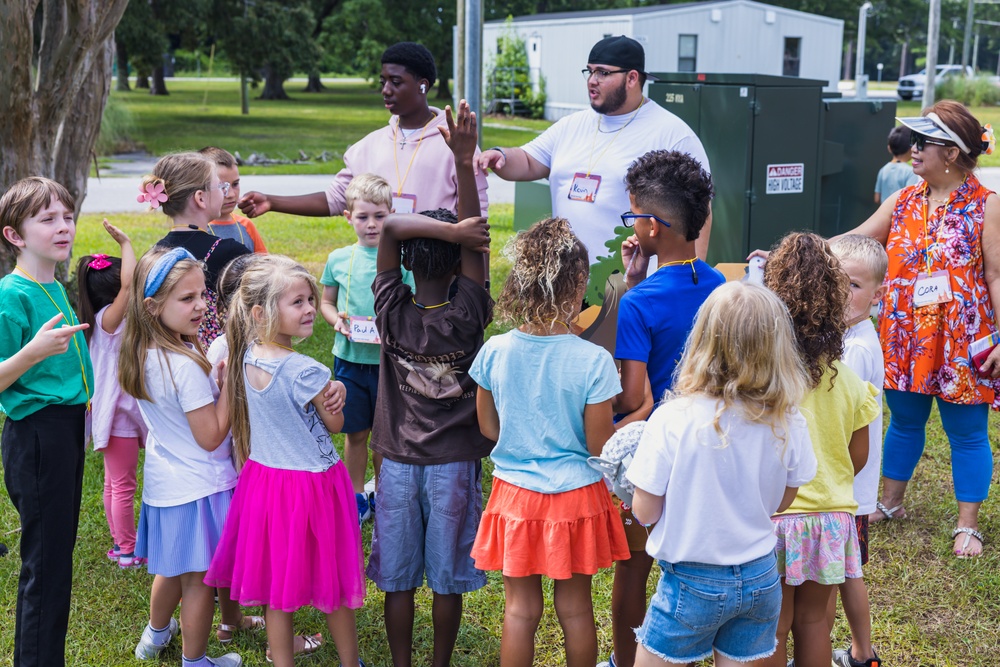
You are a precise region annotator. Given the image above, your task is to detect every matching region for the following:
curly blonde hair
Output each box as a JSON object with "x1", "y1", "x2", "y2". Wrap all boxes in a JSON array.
[
  {"x1": 496, "y1": 217, "x2": 588, "y2": 329},
  {"x1": 764, "y1": 232, "x2": 849, "y2": 388}
]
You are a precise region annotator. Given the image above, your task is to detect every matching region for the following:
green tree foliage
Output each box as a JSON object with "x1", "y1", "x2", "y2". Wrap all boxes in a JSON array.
[
  {"x1": 214, "y1": 0, "x2": 321, "y2": 100},
  {"x1": 486, "y1": 18, "x2": 546, "y2": 118}
]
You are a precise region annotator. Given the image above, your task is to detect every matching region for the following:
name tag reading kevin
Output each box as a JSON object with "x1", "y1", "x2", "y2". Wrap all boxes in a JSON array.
[
  {"x1": 913, "y1": 270, "x2": 953, "y2": 308},
  {"x1": 349, "y1": 316, "x2": 380, "y2": 344},
  {"x1": 568, "y1": 173, "x2": 602, "y2": 203},
  {"x1": 392, "y1": 193, "x2": 417, "y2": 214}
]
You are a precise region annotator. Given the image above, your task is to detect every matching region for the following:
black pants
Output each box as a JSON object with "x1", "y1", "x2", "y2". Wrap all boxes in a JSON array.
[{"x1": 1, "y1": 403, "x2": 86, "y2": 667}]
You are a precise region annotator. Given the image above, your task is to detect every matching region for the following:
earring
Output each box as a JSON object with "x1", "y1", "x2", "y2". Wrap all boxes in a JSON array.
[
  {"x1": 945, "y1": 164, "x2": 950, "y2": 174},
  {"x1": 420, "y1": 84, "x2": 426, "y2": 93}
]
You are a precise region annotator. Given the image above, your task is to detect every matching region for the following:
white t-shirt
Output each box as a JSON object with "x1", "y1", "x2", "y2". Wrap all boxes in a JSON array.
[
  {"x1": 627, "y1": 395, "x2": 816, "y2": 565},
  {"x1": 137, "y1": 348, "x2": 237, "y2": 507},
  {"x1": 522, "y1": 100, "x2": 710, "y2": 261},
  {"x1": 842, "y1": 319, "x2": 885, "y2": 515}
]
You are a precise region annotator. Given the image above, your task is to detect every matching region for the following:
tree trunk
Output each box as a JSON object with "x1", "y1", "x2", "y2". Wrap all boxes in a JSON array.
[
  {"x1": 115, "y1": 39, "x2": 130, "y2": 91},
  {"x1": 900, "y1": 40, "x2": 909, "y2": 78},
  {"x1": 136, "y1": 72, "x2": 150, "y2": 89},
  {"x1": 303, "y1": 72, "x2": 325, "y2": 92},
  {"x1": 0, "y1": 0, "x2": 129, "y2": 278},
  {"x1": 436, "y1": 76, "x2": 451, "y2": 101},
  {"x1": 259, "y1": 67, "x2": 290, "y2": 100},
  {"x1": 150, "y1": 65, "x2": 169, "y2": 95},
  {"x1": 843, "y1": 39, "x2": 854, "y2": 81}
]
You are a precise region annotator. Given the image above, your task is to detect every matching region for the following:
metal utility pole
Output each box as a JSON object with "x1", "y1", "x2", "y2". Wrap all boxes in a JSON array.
[
  {"x1": 455, "y1": 0, "x2": 465, "y2": 104},
  {"x1": 962, "y1": 0, "x2": 975, "y2": 70},
  {"x1": 925, "y1": 0, "x2": 941, "y2": 106},
  {"x1": 855, "y1": 2, "x2": 873, "y2": 99},
  {"x1": 463, "y1": 0, "x2": 483, "y2": 143}
]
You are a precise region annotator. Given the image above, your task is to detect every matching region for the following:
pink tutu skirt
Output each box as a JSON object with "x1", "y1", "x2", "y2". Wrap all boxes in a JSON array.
[{"x1": 205, "y1": 459, "x2": 365, "y2": 613}]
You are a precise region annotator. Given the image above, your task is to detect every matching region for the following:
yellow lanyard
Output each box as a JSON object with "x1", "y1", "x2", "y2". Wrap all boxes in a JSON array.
[
  {"x1": 658, "y1": 257, "x2": 697, "y2": 269},
  {"x1": 922, "y1": 185, "x2": 951, "y2": 276},
  {"x1": 392, "y1": 115, "x2": 437, "y2": 196},
  {"x1": 586, "y1": 98, "x2": 645, "y2": 176},
  {"x1": 14, "y1": 267, "x2": 91, "y2": 409},
  {"x1": 208, "y1": 221, "x2": 247, "y2": 247}
]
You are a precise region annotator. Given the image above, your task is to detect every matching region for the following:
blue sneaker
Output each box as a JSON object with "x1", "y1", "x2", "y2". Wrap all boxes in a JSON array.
[{"x1": 356, "y1": 492, "x2": 372, "y2": 524}]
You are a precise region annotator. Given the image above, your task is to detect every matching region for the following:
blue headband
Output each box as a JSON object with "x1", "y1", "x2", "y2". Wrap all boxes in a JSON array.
[{"x1": 144, "y1": 247, "x2": 197, "y2": 298}]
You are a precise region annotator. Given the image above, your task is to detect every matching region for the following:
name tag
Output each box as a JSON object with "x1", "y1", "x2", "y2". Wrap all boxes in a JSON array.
[
  {"x1": 913, "y1": 270, "x2": 953, "y2": 308},
  {"x1": 349, "y1": 316, "x2": 380, "y2": 344},
  {"x1": 392, "y1": 193, "x2": 417, "y2": 214},
  {"x1": 568, "y1": 172, "x2": 602, "y2": 203}
]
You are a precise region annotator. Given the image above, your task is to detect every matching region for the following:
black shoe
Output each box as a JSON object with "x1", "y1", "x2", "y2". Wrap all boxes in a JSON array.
[{"x1": 0, "y1": 543, "x2": 7, "y2": 557}]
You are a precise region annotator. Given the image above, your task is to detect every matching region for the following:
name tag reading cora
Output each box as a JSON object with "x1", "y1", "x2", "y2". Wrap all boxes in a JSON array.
[
  {"x1": 913, "y1": 270, "x2": 953, "y2": 308},
  {"x1": 392, "y1": 194, "x2": 417, "y2": 214},
  {"x1": 568, "y1": 173, "x2": 602, "y2": 203},
  {"x1": 349, "y1": 316, "x2": 380, "y2": 344}
]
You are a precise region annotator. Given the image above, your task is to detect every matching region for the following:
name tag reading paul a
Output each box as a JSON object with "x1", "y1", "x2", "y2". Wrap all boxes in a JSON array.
[
  {"x1": 568, "y1": 173, "x2": 602, "y2": 203},
  {"x1": 349, "y1": 316, "x2": 380, "y2": 344},
  {"x1": 913, "y1": 270, "x2": 953, "y2": 308}
]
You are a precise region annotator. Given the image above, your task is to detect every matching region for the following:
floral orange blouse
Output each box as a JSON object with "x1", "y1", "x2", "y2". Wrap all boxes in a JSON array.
[{"x1": 880, "y1": 174, "x2": 1000, "y2": 407}]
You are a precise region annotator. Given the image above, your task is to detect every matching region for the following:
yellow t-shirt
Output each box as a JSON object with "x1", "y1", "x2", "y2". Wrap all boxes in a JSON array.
[{"x1": 779, "y1": 360, "x2": 879, "y2": 516}]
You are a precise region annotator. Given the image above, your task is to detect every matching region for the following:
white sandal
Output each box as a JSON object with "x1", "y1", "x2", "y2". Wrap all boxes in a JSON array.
[
  {"x1": 216, "y1": 614, "x2": 266, "y2": 644},
  {"x1": 952, "y1": 526, "x2": 985, "y2": 558},
  {"x1": 266, "y1": 632, "x2": 323, "y2": 663},
  {"x1": 873, "y1": 501, "x2": 905, "y2": 521}
]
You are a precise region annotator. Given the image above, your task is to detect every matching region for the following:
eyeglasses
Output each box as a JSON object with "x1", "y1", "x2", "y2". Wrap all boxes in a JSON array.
[
  {"x1": 213, "y1": 182, "x2": 232, "y2": 196},
  {"x1": 910, "y1": 132, "x2": 952, "y2": 151},
  {"x1": 582, "y1": 67, "x2": 629, "y2": 81},
  {"x1": 621, "y1": 212, "x2": 671, "y2": 228}
]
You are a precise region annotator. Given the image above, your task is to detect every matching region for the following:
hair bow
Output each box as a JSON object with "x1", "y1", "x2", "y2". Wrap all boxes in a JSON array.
[
  {"x1": 983, "y1": 124, "x2": 995, "y2": 156},
  {"x1": 88, "y1": 254, "x2": 112, "y2": 270},
  {"x1": 137, "y1": 181, "x2": 169, "y2": 208}
]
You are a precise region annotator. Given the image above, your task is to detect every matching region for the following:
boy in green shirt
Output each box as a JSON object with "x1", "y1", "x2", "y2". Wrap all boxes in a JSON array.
[{"x1": 0, "y1": 177, "x2": 94, "y2": 667}]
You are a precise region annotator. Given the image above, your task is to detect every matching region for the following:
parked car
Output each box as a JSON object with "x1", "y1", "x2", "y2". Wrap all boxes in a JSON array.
[{"x1": 898, "y1": 65, "x2": 975, "y2": 100}]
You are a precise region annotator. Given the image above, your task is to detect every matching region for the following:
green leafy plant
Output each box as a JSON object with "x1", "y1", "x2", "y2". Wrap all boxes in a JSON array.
[
  {"x1": 937, "y1": 74, "x2": 1000, "y2": 107},
  {"x1": 487, "y1": 17, "x2": 547, "y2": 119}
]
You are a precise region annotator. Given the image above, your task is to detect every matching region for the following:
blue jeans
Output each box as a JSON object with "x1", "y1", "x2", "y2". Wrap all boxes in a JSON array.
[
  {"x1": 883, "y1": 389, "x2": 992, "y2": 502},
  {"x1": 636, "y1": 552, "x2": 781, "y2": 664}
]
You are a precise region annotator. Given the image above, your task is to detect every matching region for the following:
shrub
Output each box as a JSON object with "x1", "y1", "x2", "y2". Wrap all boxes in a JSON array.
[
  {"x1": 936, "y1": 74, "x2": 1000, "y2": 107},
  {"x1": 95, "y1": 96, "x2": 142, "y2": 155},
  {"x1": 487, "y1": 17, "x2": 547, "y2": 119}
]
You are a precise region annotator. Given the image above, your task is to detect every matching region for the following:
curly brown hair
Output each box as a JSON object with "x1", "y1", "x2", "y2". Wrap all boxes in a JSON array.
[
  {"x1": 763, "y1": 232, "x2": 849, "y2": 388},
  {"x1": 496, "y1": 217, "x2": 588, "y2": 328}
]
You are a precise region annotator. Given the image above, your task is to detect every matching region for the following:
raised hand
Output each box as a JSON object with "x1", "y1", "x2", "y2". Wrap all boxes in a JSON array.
[
  {"x1": 438, "y1": 99, "x2": 478, "y2": 164},
  {"x1": 102, "y1": 218, "x2": 132, "y2": 247}
]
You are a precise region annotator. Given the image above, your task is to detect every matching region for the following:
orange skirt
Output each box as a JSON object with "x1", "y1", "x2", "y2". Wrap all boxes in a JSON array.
[{"x1": 471, "y1": 478, "x2": 630, "y2": 579}]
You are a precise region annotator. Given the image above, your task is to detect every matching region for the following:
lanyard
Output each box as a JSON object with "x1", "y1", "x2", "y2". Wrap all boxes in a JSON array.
[
  {"x1": 921, "y1": 185, "x2": 952, "y2": 276},
  {"x1": 14, "y1": 267, "x2": 91, "y2": 409},
  {"x1": 344, "y1": 245, "x2": 357, "y2": 317},
  {"x1": 392, "y1": 115, "x2": 437, "y2": 195},
  {"x1": 586, "y1": 98, "x2": 645, "y2": 176},
  {"x1": 208, "y1": 221, "x2": 247, "y2": 247}
]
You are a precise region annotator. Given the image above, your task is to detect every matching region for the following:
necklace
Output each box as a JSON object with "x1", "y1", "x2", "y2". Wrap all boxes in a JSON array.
[
  {"x1": 657, "y1": 257, "x2": 699, "y2": 285},
  {"x1": 207, "y1": 221, "x2": 247, "y2": 246},
  {"x1": 553, "y1": 319, "x2": 571, "y2": 331},
  {"x1": 585, "y1": 98, "x2": 645, "y2": 176},
  {"x1": 170, "y1": 224, "x2": 199, "y2": 231},
  {"x1": 13, "y1": 266, "x2": 91, "y2": 408},
  {"x1": 264, "y1": 341, "x2": 295, "y2": 353},
  {"x1": 393, "y1": 113, "x2": 438, "y2": 196},
  {"x1": 412, "y1": 297, "x2": 449, "y2": 309}
]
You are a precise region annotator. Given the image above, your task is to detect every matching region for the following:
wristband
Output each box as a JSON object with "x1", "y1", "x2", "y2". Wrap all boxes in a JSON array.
[{"x1": 488, "y1": 146, "x2": 507, "y2": 162}]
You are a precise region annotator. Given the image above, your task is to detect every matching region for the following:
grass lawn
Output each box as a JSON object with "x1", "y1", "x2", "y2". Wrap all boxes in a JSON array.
[
  {"x1": 1, "y1": 204, "x2": 998, "y2": 665},
  {"x1": 107, "y1": 80, "x2": 548, "y2": 176}
]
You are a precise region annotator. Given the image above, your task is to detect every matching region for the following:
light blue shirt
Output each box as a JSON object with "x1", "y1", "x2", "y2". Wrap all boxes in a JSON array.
[{"x1": 470, "y1": 330, "x2": 621, "y2": 493}]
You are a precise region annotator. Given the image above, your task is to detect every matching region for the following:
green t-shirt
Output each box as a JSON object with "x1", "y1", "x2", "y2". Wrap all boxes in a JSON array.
[
  {"x1": 0, "y1": 274, "x2": 95, "y2": 420},
  {"x1": 320, "y1": 244, "x2": 413, "y2": 365}
]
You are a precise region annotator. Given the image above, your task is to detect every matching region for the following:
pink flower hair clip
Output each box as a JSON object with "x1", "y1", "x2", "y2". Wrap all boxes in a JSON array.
[
  {"x1": 137, "y1": 181, "x2": 168, "y2": 209},
  {"x1": 88, "y1": 254, "x2": 112, "y2": 270}
]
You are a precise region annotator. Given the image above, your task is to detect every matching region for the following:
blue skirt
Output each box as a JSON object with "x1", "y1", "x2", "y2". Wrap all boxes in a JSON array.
[{"x1": 136, "y1": 489, "x2": 233, "y2": 577}]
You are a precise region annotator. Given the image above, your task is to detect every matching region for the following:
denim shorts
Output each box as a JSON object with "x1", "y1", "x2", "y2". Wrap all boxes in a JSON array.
[
  {"x1": 334, "y1": 357, "x2": 379, "y2": 434},
  {"x1": 365, "y1": 458, "x2": 487, "y2": 595},
  {"x1": 636, "y1": 552, "x2": 781, "y2": 664}
]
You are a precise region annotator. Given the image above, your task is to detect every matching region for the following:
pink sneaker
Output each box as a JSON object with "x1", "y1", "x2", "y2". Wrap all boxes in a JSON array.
[
  {"x1": 118, "y1": 553, "x2": 147, "y2": 569},
  {"x1": 107, "y1": 546, "x2": 121, "y2": 561}
]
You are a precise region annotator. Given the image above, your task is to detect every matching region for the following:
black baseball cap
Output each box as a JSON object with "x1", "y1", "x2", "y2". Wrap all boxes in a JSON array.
[{"x1": 588, "y1": 36, "x2": 658, "y2": 81}]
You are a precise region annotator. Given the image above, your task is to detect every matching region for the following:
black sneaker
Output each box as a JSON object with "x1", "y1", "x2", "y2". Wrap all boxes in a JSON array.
[{"x1": 833, "y1": 648, "x2": 882, "y2": 667}]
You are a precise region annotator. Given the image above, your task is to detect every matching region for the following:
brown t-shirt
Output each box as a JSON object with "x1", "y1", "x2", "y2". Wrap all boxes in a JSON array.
[{"x1": 371, "y1": 270, "x2": 495, "y2": 465}]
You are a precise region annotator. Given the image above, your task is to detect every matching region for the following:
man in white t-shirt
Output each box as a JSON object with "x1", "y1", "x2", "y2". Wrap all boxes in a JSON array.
[{"x1": 478, "y1": 35, "x2": 712, "y2": 264}]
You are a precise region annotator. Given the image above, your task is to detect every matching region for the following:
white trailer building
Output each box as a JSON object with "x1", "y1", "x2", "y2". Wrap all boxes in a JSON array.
[{"x1": 480, "y1": 0, "x2": 844, "y2": 120}]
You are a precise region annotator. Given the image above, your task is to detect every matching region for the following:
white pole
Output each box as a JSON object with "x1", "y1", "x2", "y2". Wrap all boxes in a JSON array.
[
  {"x1": 962, "y1": 0, "x2": 975, "y2": 70},
  {"x1": 925, "y1": 0, "x2": 941, "y2": 106},
  {"x1": 855, "y1": 2, "x2": 873, "y2": 99},
  {"x1": 463, "y1": 0, "x2": 483, "y2": 143}
]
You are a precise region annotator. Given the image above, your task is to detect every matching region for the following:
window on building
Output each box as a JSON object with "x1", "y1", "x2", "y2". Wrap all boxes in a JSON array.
[
  {"x1": 678, "y1": 34, "x2": 697, "y2": 72},
  {"x1": 784, "y1": 37, "x2": 802, "y2": 77}
]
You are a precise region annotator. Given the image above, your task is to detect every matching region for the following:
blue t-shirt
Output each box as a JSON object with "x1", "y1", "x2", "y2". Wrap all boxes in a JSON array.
[
  {"x1": 874, "y1": 161, "x2": 919, "y2": 201},
  {"x1": 615, "y1": 260, "x2": 725, "y2": 400},
  {"x1": 470, "y1": 330, "x2": 621, "y2": 494}
]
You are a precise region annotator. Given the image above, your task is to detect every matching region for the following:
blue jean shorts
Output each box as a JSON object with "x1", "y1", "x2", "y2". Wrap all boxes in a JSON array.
[
  {"x1": 636, "y1": 552, "x2": 781, "y2": 664},
  {"x1": 334, "y1": 357, "x2": 379, "y2": 434},
  {"x1": 365, "y1": 458, "x2": 487, "y2": 595}
]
